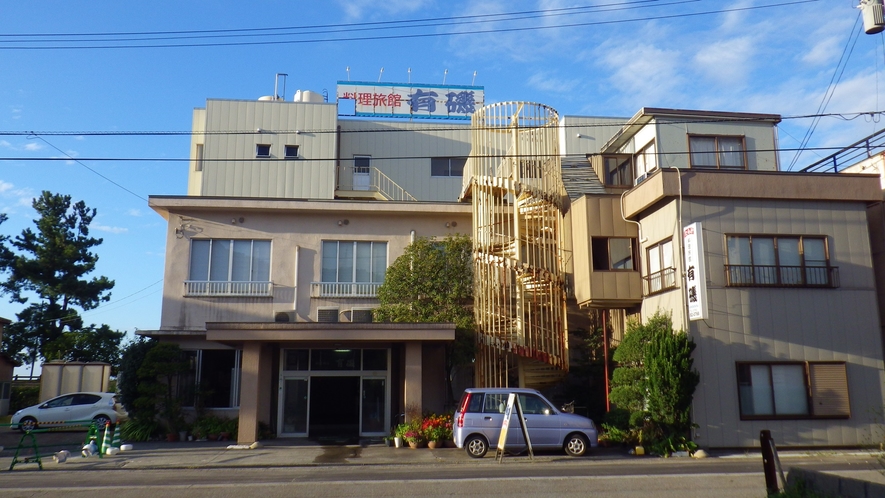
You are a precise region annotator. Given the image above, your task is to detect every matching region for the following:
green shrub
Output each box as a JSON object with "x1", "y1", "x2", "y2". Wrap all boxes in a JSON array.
[
  {"x1": 10, "y1": 385, "x2": 39, "y2": 412},
  {"x1": 603, "y1": 407, "x2": 631, "y2": 430},
  {"x1": 120, "y1": 418, "x2": 160, "y2": 441}
]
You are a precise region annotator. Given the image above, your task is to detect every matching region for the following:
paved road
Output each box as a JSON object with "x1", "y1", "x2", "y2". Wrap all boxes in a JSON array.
[{"x1": 2, "y1": 453, "x2": 881, "y2": 498}]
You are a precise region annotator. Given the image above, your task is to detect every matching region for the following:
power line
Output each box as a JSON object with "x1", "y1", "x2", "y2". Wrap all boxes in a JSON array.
[
  {"x1": 0, "y1": 1, "x2": 818, "y2": 50},
  {"x1": 0, "y1": 110, "x2": 877, "y2": 138}
]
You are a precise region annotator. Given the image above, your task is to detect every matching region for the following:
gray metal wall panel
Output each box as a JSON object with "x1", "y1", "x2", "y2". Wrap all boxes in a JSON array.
[{"x1": 664, "y1": 197, "x2": 885, "y2": 447}]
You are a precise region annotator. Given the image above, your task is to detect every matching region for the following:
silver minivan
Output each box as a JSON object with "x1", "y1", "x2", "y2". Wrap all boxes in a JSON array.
[{"x1": 453, "y1": 387, "x2": 598, "y2": 458}]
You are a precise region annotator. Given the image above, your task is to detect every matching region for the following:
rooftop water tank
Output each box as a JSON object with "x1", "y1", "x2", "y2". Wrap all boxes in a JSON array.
[{"x1": 293, "y1": 90, "x2": 324, "y2": 103}]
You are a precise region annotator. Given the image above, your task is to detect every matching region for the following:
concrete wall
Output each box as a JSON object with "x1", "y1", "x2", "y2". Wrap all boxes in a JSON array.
[{"x1": 154, "y1": 198, "x2": 472, "y2": 329}]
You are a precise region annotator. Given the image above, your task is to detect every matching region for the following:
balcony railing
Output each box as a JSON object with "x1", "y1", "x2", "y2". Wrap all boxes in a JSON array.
[
  {"x1": 184, "y1": 280, "x2": 273, "y2": 297},
  {"x1": 336, "y1": 165, "x2": 417, "y2": 201},
  {"x1": 311, "y1": 282, "x2": 381, "y2": 298},
  {"x1": 725, "y1": 265, "x2": 839, "y2": 288},
  {"x1": 643, "y1": 267, "x2": 678, "y2": 296}
]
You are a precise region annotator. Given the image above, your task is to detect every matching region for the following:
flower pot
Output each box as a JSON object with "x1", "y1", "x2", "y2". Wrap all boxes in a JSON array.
[
  {"x1": 394, "y1": 437, "x2": 403, "y2": 448},
  {"x1": 427, "y1": 440, "x2": 441, "y2": 449},
  {"x1": 219, "y1": 432, "x2": 230, "y2": 441},
  {"x1": 444, "y1": 439, "x2": 456, "y2": 448},
  {"x1": 408, "y1": 440, "x2": 426, "y2": 449},
  {"x1": 179, "y1": 431, "x2": 188, "y2": 442},
  {"x1": 166, "y1": 433, "x2": 178, "y2": 442}
]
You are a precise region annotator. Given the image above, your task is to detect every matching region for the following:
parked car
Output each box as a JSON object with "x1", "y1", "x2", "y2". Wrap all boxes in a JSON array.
[
  {"x1": 453, "y1": 387, "x2": 598, "y2": 458},
  {"x1": 10, "y1": 392, "x2": 122, "y2": 432}
]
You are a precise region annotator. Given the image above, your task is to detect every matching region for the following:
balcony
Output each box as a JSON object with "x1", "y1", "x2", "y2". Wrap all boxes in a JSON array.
[
  {"x1": 725, "y1": 265, "x2": 839, "y2": 288},
  {"x1": 184, "y1": 280, "x2": 273, "y2": 297},
  {"x1": 311, "y1": 282, "x2": 381, "y2": 298},
  {"x1": 643, "y1": 267, "x2": 678, "y2": 296}
]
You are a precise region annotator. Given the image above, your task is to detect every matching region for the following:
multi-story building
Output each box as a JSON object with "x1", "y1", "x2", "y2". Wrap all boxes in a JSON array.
[{"x1": 145, "y1": 83, "x2": 885, "y2": 448}]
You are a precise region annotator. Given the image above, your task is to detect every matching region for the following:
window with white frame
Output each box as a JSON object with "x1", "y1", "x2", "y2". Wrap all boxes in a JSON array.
[
  {"x1": 646, "y1": 238, "x2": 676, "y2": 294},
  {"x1": 285, "y1": 145, "x2": 299, "y2": 159},
  {"x1": 736, "y1": 362, "x2": 849, "y2": 419},
  {"x1": 634, "y1": 141, "x2": 657, "y2": 179},
  {"x1": 256, "y1": 144, "x2": 271, "y2": 158},
  {"x1": 689, "y1": 135, "x2": 746, "y2": 169},
  {"x1": 317, "y1": 241, "x2": 387, "y2": 297},
  {"x1": 186, "y1": 239, "x2": 272, "y2": 296}
]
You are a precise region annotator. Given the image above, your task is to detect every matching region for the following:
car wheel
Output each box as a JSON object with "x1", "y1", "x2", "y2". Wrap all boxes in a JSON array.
[
  {"x1": 564, "y1": 433, "x2": 589, "y2": 457},
  {"x1": 19, "y1": 416, "x2": 38, "y2": 432},
  {"x1": 465, "y1": 435, "x2": 489, "y2": 458},
  {"x1": 92, "y1": 414, "x2": 112, "y2": 429}
]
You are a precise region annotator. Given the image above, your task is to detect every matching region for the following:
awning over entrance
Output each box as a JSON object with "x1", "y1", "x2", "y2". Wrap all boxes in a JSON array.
[{"x1": 205, "y1": 322, "x2": 455, "y2": 343}]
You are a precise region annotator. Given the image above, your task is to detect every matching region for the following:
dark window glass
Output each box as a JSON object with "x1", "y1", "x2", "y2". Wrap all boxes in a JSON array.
[
  {"x1": 285, "y1": 350, "x2": 310, "y2": 371},
  {"x1": 256, "y1": 144, "x2": 271, "y2": 158},
  {"x1": 311, "y1": 349, "x2": 360, "y2": 371},
  {"x1": 363, "y1": 349, "x2": 388, "y2": 370},
  {"x1": 285, "y1": 145, "x2": 299, "y2": 158}
]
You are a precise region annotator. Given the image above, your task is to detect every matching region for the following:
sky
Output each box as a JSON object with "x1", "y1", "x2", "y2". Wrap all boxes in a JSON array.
[{"x1": 0, "y1": 0, "x2": 883, "y2": 373}]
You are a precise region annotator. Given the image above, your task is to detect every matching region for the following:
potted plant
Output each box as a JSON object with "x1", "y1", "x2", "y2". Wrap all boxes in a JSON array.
[
  {"x1": 402, "y1": 427, "x2": 425, "y2": 449},
  {"x1": 421, "y1": 413, "x2": 453, "y2": 449},
  {"x1": 393, "y1": 423, "x2": 409, "y2": 448}
]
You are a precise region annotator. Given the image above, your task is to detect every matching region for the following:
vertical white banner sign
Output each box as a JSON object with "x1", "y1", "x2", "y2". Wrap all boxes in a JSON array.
[{"x1": 683, "y1": 222, "x2": 708, "y2": 321}]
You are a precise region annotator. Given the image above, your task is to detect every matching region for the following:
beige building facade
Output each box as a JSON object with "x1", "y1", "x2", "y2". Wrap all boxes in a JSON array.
[{"x1": 147, "y1": 90, "x2": 885, "y2": 448}]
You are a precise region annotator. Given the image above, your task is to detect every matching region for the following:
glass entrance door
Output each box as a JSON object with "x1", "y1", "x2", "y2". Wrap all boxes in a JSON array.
[
  {"x1": 280, "y1": 377, "x2": 308, "y2": 435},
  {"x1": 361, "y1": 378, "x2": 386, "y2": 434}
]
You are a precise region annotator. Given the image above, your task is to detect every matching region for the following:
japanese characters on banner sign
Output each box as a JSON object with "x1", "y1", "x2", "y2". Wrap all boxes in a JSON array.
[
  {"x1": 336, "y1": 82, "x2": 484, "y2": 120},
  {"x1": 683, "y1": 222, "x2": 709, "y2": 321}
]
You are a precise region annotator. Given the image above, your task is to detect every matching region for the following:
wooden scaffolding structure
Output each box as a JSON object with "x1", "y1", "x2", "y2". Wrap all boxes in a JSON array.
[{"x1": 462, "y1": 102, "x2": 569, "y2": 388}]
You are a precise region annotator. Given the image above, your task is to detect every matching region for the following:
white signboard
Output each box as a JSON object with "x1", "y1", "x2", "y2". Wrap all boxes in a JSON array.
[
  {"x1": 337, "y1": 81, "x2": 484, "y2": 120},
  {"x1": 683, "y1": 222, "x2": 708, "y2": 321}
]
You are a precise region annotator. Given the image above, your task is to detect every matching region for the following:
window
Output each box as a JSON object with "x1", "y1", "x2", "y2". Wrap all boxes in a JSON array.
[
  {"x1": 634, "y1": 141, "x2": 657, "y2": 179},
  {"x1": 0, "y1": 381, "x2": 9, "y2": 401},
  {"x1": 689, "y1": 135, "x2": 746, "y2": 169},
  {"x1": 737, "y1": 362, "x2": 849, "y2": 419},
  {"x1": 285, "y1": 145, "x2": 299, "y2": 159},
  {"x1": 195, "y1": 144, "x2": 204, "y2": 172},
  {"x1": 186, "y1": 239, "x2": 272, "y2": 296},
  {"x1": 603, "y1": 155, "x2": 633, "y2": 186},
  {"x1": 179, "y1": 349, "x2": 242, "y2": 408},
  {"x1": 256, "y1": 144, "x2": 271, "y2": 158},
  {"x1": 317, "y1": 308, "x2": 340, "y2": 323},
  {"x1": 316, "y1": 241, "x2": 387, "y2": 297},
  {"x1": 725, "y1": 235, "x2": 835, "y2": 287},
  {"x1": 645, "y1": 238, "x2": 676, "y2": 294},
  {"x1": 592, "y1": 237, "x2": 636, "y2": 271},
  {"x1": 354, "y1": 155, "x2": 371, "y2": 173},
  {"x1": 431, "y1": 157, "x2": 467, "y2": 177}
]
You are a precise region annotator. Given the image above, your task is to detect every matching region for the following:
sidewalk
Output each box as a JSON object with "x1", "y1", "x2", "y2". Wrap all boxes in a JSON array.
[{"x1": 1, "y1": 429, "x2": 882, "y2": 472}]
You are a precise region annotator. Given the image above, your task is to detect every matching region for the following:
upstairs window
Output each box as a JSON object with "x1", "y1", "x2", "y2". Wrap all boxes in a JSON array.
[
  {"x1": 285, "y1": 145, "x2": 299, "y2": 159},
  {"x1": 195, "y1": 144, "x2": 204, "y2": 172},
  {"x1": 431, "y1": 157, "x2": 467, "y2": 177},
  {"x1": 315, "y1": 241, "x2": 387, "y2": 298},
  {"x1": 186, "y1": 239, "x2": 272, "y2": 296},
  {"x1": 603, "y1": 155, "x2": 633, "y2": 186},
  {"x1": 725, "y1": 235, "x2": 835, "y2": 287},
  {"x1": 645, "y1": 238, "x2": 676, "y2": 294},
  {"x1": 591, "y1": 237, "x2": 636, "y2": 271},
  {"x1": 689, "y1": 135, "x2": 746, "y2": 169},
  {"x1": 256, "y1": 144, "x2": 271, "y2": 158},
  {"x1": 634, "y1": 141, "x2": 657, "y2": 179}
]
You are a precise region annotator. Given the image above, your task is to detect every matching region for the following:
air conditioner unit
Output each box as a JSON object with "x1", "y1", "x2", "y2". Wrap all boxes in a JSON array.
[
  {"x1": 274, "y1": 310, "x2": 297, "y2": 323},
  {"x1": 634, "y1": 173, "x2": 649, "y2": 186},
  {"x1": 317, "y1": 308, "x2": 340, "y2": 323}
]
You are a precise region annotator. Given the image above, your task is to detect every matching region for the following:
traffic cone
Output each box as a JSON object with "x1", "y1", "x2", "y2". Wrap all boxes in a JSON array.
[
  {"x1": 111, "y1": 424, "x2": 122, "y2": 448},
  {"x1": 100, "y1": 422, "x2": 112, "y2": 456}
]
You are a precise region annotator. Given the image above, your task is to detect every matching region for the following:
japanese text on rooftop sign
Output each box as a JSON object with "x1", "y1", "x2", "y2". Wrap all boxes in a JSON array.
[
  {"x1": 683, "y1": 222, "x2": 708, "y2": 321},
  {"x1": 337, "y1": 82, "x2": 484, "y2": 120}
]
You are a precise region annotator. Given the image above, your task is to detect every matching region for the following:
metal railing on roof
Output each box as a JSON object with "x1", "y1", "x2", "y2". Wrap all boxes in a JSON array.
[{"x1": 800, "y1": 128, "x2": 885, "y2": 173}]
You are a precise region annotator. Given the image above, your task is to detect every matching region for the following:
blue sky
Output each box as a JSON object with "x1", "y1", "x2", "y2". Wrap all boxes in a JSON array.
[{"x1": 0, "y1": 0, "x2": 882, "y2": 371}]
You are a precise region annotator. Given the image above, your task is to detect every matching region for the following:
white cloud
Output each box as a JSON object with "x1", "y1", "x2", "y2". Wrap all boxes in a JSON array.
[
  {"x1": 23, "y1": 142, "x2": 43, "y2": 151},
  {"x1": 527, "y1": 72, "x2": 580, "y2": 94},
  {"x1": 127, "y1": 209, "x2": 143, "y2": 217},
  {"x1": 92, "y1": 224, "x2": 129, "y2": 234},
  {"x1": 336, "y1": 0, "x2": 430, "y2": 20},
  {"x1": 0, "y1": 140, "x2": 10, "y2": 149},
  {"x1": 694, "y1": 36, "x2": 756, "y2": 86},
  {"x1": 597, "y1": 42, "x2": 685, "y2": 105},
  {"x1": 0, "y1": 180, "x2": 13, "y2": 193}
]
